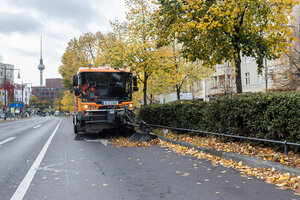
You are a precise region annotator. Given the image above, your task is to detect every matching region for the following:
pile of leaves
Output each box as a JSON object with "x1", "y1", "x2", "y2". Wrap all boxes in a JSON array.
[
  {"x1": 158, "y1": 140, "x2": 300, "y2": 195},
  {"x1": 161, "y1": 131, "x2": 300, "y2": 168},
  {"x1": 109, "y1": 137, "x2": 160, "y2": 148}
]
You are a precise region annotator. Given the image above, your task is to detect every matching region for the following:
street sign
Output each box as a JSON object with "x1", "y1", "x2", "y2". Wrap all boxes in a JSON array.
[{"x1": 10, "y1": 103, "x2": 23, "y2": 108}]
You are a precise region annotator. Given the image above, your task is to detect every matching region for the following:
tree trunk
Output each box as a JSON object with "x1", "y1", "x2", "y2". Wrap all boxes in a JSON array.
[
  {"x1": 150, "y1": 94, "x2": 153, "y2": 105},
  {"x1": 143, "y1": 72, "x2": 148, "y2": 105},
  {"x1": 234, "y1": 50, "x2": 243, "y2": 93},
  {"x1": 176, "y1": 85, "x2": 180, "y2": 100}
]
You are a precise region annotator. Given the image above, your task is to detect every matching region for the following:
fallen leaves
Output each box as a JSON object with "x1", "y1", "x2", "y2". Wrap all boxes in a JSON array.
[
  {"x1": 158, "y1": 139, "x2": 300, "y2": 194},
  {"x1": 162, "y1": 132, "x2": 300, "y2": 168},
  {"x1": 109, "y1": 137, "x2": 159, "y2": 147},
  {"x1": 182, "y1": 173, "x2": 190, "y2": 176}
]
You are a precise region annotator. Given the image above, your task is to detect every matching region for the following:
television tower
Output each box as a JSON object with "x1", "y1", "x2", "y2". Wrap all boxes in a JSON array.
[{"x1": 37, "y1": 36, "x2": 45, "y2": 86}]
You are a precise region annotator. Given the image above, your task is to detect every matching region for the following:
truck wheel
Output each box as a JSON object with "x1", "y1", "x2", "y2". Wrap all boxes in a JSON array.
[
  {"x1": 74, "y1": 124, "x2": 78, "y2": 134},
  {"x1": 73, "y1": 115, "x2": 78, "y2": 134}
]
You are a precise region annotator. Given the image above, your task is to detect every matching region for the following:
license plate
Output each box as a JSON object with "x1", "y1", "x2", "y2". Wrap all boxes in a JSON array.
[{"x1": 102, "y1": 101, "x2": 118, "y2": 106}]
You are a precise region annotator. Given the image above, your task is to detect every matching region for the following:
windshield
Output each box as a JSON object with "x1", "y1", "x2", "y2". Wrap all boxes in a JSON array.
[{"x1": 80, "y1": 72, "x2": 132, "y2": 102}]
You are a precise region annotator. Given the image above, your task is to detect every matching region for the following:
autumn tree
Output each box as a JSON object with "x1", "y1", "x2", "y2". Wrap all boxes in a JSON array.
[
  {"x1": 54, "y1": 98, "x2": 63, "y2": 111},
  {"x1": 96, "y1": 21, "x2": 129, "y2": 68},
  {"x1": 157, "y1": 0, "x2": 297, "y2": 93},
  {"x1": 124, "y1": 0, "x2": 163, "y2": 105},
  {"x1": 61, "y1": 90, "x2": 74, "y2": 113},
  {"x1": 59, "y1": 32, "x2": 101, "y2": 91},
  {"x1": 273, "y1": 4, "x2": 300, "y2": 90},
  {"x1": 29, "y1": 95, "x2": 38, "y2": 107}
]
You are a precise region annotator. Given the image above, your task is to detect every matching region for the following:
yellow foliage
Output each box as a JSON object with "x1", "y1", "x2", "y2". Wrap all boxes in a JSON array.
[{"x1": 61, "y1": 90, "x2": 74, "y2": 113}]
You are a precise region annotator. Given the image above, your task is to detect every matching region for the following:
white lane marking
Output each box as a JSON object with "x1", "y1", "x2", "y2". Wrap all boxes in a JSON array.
[
  {"x1": 10, "y1": 119, "x2": 62, "y2": 200},
  {"x1": 0, "y1": 130, "x2": 6, "y2": 133},
  {"x1": 0, "y1": 137, "x2": 16, "y2": 146},
  {"x1": 33, "y1": 125, "x2": 42, "y2": 129}
]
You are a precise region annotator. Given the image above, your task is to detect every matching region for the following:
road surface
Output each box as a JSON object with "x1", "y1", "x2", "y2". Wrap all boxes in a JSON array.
[{"x1": 0, "y1": 117, "x2": 298, "y2": 200}]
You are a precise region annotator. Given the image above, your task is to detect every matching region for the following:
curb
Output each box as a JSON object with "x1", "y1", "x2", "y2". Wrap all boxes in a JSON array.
[{"x1": 158, "y1": 135, "x2": 300, "y2": 176}]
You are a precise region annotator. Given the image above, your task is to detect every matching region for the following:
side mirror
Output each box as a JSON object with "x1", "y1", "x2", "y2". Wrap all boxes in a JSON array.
[
  {"x1": 133, "y1": 76, "x2": 138, "y2": 87},
  {"x1": 74, "y1": 88, "x2": 80, "y2": 96},
  {"x1": 133, "y1": 86, "x2": 139, "y2": 92},
  {"x1": 73, "y1": 75, "x2": 78, "y2": 87}
]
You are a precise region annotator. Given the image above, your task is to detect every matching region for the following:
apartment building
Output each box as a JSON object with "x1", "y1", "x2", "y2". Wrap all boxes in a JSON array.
[
  {"x1": 14, "y1": 83, "x2": 31, "y2": 105},
  {"x1": 31, "y1": 78, "x2": 65, "y2": 106},
  {"x1": 205, "y1": 57, "x2": 276, "y2": 98},
  {"x1": 0, "y1": 63, "x2": 15, "y2": 105}
]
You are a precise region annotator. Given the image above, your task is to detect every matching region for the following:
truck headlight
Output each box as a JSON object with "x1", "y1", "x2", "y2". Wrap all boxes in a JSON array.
[
  {"x1": 129, "y1": 104, "x2": 133, "y2": 108},
  {"x1": 84, "y1": 105, "x2": 88, "y2": 109}
]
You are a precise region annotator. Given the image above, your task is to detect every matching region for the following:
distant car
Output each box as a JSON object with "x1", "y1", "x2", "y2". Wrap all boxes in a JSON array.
[
  {"x1": 54, "y1": 111, "x2": 60, "y2": 116},
  {"x1": 0, "y1": 112, "x2": 4, "y2": 118}
]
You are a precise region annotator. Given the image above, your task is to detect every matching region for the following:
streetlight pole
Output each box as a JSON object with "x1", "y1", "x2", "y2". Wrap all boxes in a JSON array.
[
  {"x1": 4, "y1": 65, "x2": 7, "y2": 120},
  {"x1": 3, "y1": 64, "x2": 20, "y2": 120}
]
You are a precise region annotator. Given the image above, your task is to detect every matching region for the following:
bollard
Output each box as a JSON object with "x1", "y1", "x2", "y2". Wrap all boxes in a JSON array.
[{"x1": 283, "y1": 141, "x2": 288, "y2": 155}]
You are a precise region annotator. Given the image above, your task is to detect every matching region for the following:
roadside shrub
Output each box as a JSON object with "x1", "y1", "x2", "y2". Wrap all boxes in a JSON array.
[{"x1": 138, "y1": 92, "x2": 300, "y2": 152}]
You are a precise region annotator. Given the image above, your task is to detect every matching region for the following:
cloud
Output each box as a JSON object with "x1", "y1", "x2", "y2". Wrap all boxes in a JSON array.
[
  {"x1": 0, "y1": 12, "x2": 42, "y2": 34},
  {"x1": 0, "y1": 54, "x2": 3, "y2": 62},
  {"x1": 5, "y1": 0, "x2": 106, "y2": 31}
]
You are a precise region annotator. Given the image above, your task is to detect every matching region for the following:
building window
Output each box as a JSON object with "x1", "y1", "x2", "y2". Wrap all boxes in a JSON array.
[
  {"x1": 227, "y1": 75, "x2": 231, "y2": 87},
  {"x1": 245, "y1": 56, "x2": 250, "y2": 63},
  {"x1": 245, "y1": 72, "x2": 250, "y2": 85},
  {"x1": 41, "y1": 88, "x2": 44, "y2": 91},
  {"x1": 211, "y1": 77, "x2": 217, "y2": 88},
  {"x1": 257, "y1": 74, "x2": 262, "y2": 84}
]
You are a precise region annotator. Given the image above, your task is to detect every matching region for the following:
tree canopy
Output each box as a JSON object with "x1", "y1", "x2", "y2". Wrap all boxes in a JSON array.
[{"x1": 157, "y1": 0, "x2": 297, "y2": 93}]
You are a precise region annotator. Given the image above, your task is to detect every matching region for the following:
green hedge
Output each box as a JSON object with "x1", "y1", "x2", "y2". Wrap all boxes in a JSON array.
[{"x1": 138, "y1": 92, "x2": 300, "y2": 151}]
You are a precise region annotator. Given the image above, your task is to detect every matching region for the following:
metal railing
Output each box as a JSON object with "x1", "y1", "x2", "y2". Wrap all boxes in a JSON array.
[{"x1": 147, "y1": 124, "x2": 300, "y2": 155}]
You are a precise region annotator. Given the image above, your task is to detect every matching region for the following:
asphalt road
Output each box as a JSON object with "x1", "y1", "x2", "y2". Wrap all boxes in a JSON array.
[{"x1": 0, "y1": 117, "x2": 298, "y2": 200}]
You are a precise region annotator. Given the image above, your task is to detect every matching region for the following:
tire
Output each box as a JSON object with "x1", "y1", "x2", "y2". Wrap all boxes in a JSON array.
[
  {"x1": 73, "y1": 115, "x2": 78, "y2": 134},
  {"x1": 74, "y1": 124, "x2": 78, "y2": 134}
]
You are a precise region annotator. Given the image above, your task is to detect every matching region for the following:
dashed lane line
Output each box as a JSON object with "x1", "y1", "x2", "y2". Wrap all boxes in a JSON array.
[
  {"x1": 10, "y1": 119, "x2": 62, "y2": 200},
  {"x1": 0, "y1": 137, "x2": 16, "y2": 146},
  {"x1": 0, "y1": 130, "x2": 6, "y2": 133},
  {"x1": 33, "y1": 125, "x2": 42, "y2": 129}
]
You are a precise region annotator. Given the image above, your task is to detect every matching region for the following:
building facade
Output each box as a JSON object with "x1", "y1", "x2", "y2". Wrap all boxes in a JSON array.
[
  {"x1": 14, "y1": 83, "x2": 31, "y2": 105},
  {"x1": 204, "y1": 57, "x2": 275, "y2": 98},
  {"x1": 0, "y1": 63, "x2": 15, "y2": 106},
  {"x1": 31, "y1": 78, "x2": 65, "y2": 106}
]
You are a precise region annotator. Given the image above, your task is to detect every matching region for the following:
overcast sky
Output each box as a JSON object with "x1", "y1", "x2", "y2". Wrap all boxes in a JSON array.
[{"x1": 0, "y1": 0, "x2": 126, "y2": 86}]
